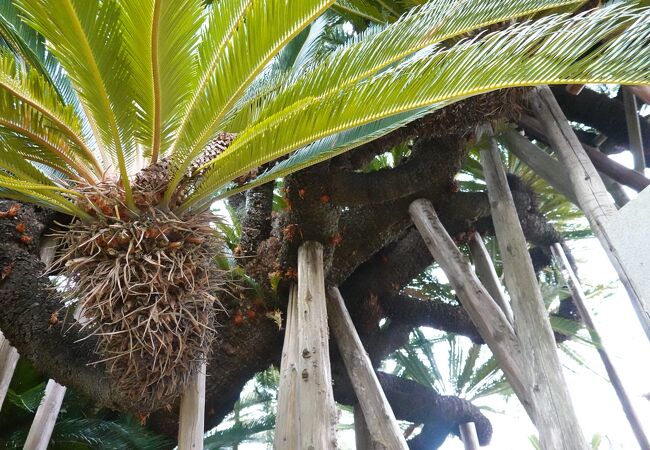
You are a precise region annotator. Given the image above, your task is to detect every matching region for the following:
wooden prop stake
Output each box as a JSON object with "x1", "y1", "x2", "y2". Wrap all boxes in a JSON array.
[
  {"x1": 478, "y1": 123, "x2": 588, "y2": 450},
  {"x1": 552, "y1": 244, "x2": 650, "y2": 450},
  {"x1": 328, "y1": 287, "x2": 407, "y2": 450}
]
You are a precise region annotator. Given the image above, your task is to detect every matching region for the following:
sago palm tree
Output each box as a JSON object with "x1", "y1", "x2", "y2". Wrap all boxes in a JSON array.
[{"x1": 0, "y1": 0, "x2": 648, "y2": 408}]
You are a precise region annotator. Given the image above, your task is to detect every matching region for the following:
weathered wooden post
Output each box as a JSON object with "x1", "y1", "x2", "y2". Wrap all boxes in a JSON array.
[
  {"x1": 622, "y1": 87, "x2": 645, "y2": 173},
  {"x1": 23, "y1": 380, "x2": 67, "y2": 450},
  {"x1": 328, "y1": 287, "x2": 408, "y2": 450},
  {"x1": 552, "y1": 244, "x2": 650, "y2": 450},
  {"x1": 468, "y1": 234, "x2": 514, "y2": 324},
  {"x1": 530, "y1": 85, "x2": 650, "y2": 341},
  {"x1": 274, "y1": 242, "x2": 338, "y2": 449},
  {"x1": 479, "y1": 123, "x2": 588, "y2": 450},
  {"x1": 178, "y1": 362, "x2": 207, "y2": 450},
  {"x1": 354, "y1": 405, "x2": 373, "y2": 450},
  {"x1": 0, "y1": 331, "x2": 19, "y2": 409},
  {"x1": 409, "y1": 200, "x2": 533, "y2": 417},
  {"x1": 274, "y1": 285, "x2": 301, "y2": 448},
  {"x1": 500, "y1": 130, "x2": 578, "y2": 205},
  {"x1": 459, "y1": 422, "x2": 480, "y2": 450}
]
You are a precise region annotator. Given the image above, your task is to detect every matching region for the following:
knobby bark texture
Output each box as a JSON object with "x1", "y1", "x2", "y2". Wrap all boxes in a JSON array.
[{"x1": 0, "y1": 86, "x2": 636, "y2": 449}]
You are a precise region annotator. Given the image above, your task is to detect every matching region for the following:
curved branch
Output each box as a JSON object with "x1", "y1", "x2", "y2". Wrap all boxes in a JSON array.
[
  {"x1": 382, "y1": 294, "x2": 483, "y2": 344},
  {"x1": 332, "y1": 364, "x2": 492, "y2": 449}
]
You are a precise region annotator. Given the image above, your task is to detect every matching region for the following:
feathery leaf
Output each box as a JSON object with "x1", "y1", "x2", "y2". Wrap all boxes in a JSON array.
[{"x1": 183, "y1": 3, "x2": 650, "y2": 209}]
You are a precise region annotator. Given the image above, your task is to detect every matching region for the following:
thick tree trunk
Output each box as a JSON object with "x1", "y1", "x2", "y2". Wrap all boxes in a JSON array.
[{"x1": 480, "y1": 124, "x2": 588, "y2": 450}]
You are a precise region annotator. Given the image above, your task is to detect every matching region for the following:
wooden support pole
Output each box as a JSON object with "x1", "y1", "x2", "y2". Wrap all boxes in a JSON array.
[
  {"x1": 274, "y1": 242, "x2": 338, "y2": 449},
  {"x1": 0, "y1": 331, "x2": 19, "y2": 410},
  {"x1": 23, "y1": 380, "x2": 67, "y2": 450},
  {"x1": 517, "y1": 114, "x2": 650, "y2": 193},
  {"x1": 622, "y1": 87, "x2": 646, "y2": 173},
  {"x1": 178, "y1": 362, "x2": 206, "y2": 450},
  {"x1": 501, "y1": 130, "x2": 579, "y2": 205},
  {"x1": 459, "y1": 422, "x2": 480, "y2": 450},
  {"x1": 551, "y1": 244, "x2": 650, "y2": 450},
  {"x1": 599, "y1": 173, "x2": 630, "y2": 208},
  {"x1": 296, "y1": 242, "x2": 337, "y2": 449},
  {"x1": 354, "y1": 405, "x2": 373, "y2": 450},
  {"x1": 530, "y1": 85, "x2": 650, "y2": 341},
  {"x1": 468, "y1": 234, "x2": 514, "y2": 324},
  {"x1": 479, "y1": 123, "x2": 588, "y2": 450},
  {"x1": 409, "y1": 199, "x2": 534, "y2": 418},
  {"x1": 328, "y1": 287, "x2": 408, "y2": 450},
  {"x1": 274, "y1": 285, "x2": 301, "y2": 449}
]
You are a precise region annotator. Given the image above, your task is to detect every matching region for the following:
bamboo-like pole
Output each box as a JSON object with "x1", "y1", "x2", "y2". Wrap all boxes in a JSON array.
[
  {"x1": 622, "y1": 87, "x2": 646, "y2": 173},
  {"x1": 0, "y1": 331, "x2": 19, "y2": 409},
  {"x1": 551, "y1": 244, "x2": 650, "y2": 450},
  {"x1": 178, "y1": 362, "x2": 206, "y2": 450},
  {"x1": 328, "y1": 287, "x2": 407, "y2": 450},
  {"x1": 274, "y1": 242, "x2": 338, "y2": 449},
  {"x1": 468, "y1": 234, "x2": 514, "y2": 324},
  {"x1": 479, "y1": 123, "x2": 588, "y2": 450},
  {"x1": 23, "y1": 380, "x2": 67, "y2": 450},
  {"x1": 459, "y1": 422, "x2": 480, "y2": 450},
  {"x1": 409, "y1": 199, "x2": 534, "y2": 418},
  {"x1": 530, "y1": 85, "x2": 650, "y2": 341}
]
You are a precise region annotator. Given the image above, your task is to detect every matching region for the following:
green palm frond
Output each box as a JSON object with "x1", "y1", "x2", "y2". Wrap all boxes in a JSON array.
[
  {"x1": 0, "y1": 0, "x2": 66, "y2": 101},
  {"x1": 16, "y1": 0, "x2": 136, "y2": 205},
  {"x1": 0, "y1": 51, "x2": 100, "y2": 176},
  {"x1": 120, "y1": 0, "x2": 203, "y2": 164},
  {"x1": 182, "y1": 3, "x2": 650, "y2": 210},
  {"x1": 333, "y1": 0, "x2": 388, "y2": 23},
  {"x1": 162, "y1": 0, "x2": 335, "y2": 205},
  {"x1": 202, "y1": 108, "x2": 432, "y2": 205},
  {"x1": 225, "y1": 0, "x2": 580, "y2": 132},
  {"x1": 0, "y1": 89, "x2": 96, "y2": 183}
]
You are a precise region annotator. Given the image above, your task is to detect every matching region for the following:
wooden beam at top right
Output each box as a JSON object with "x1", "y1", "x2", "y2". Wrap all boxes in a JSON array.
[{"x1": 529, "y1": 85, "x2": 650, "y2": 342}]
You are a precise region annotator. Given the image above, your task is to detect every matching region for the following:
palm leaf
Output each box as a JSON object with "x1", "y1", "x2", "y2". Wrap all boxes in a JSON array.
[
  {"x1": 0, "y1": 0, "x2": 68, "y2": 101},
  {"x1": 211, "y1": 108, "x2": 432, "y2": 205},
  {"x1": 0, "y1": 89, "x2": 96, "y2": 183},
  {"x1": 162, "y1": 0, "x2": 335, "y2": 204},
  {"x1": 120, "y1": 0, "x2": 203, "y2": 164},
  {"x1": 0, "y1": 51, "x2": 100, "y2": 177},
  {"x1": 182, "y1": 3, "x2": 650, "y2": 210},
  {"x1": 333, "y1": 0, "x2": 387, "y2": 23},
  {"x1": 16, "y1": 0, "x2": 136, "y2": 206},
  {"x1": 224, "y1": 0, "x2": 583, "y2": 133}
]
